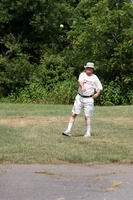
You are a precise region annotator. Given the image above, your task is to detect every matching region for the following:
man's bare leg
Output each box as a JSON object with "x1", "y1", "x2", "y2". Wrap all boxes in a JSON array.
[
  {"x1": 62, "y1": 113, "x2": 77, "y2": 136},
  {"x1": 84, "y1": 116, "x2": 91, "y2": 137}
]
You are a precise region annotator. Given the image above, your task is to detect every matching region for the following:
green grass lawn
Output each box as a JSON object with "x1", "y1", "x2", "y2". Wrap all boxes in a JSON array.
[{"x1": 0, "y1": 103, "x2": 133, "y2": 165}]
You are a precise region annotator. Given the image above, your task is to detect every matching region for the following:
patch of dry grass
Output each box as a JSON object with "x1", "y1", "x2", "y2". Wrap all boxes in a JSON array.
[
  {"x1": 0, "y1": 116, "x2": 69, "y2": 127},
  {"x1": 106, "y1": 181, "x2": 128, "y2": 192}
]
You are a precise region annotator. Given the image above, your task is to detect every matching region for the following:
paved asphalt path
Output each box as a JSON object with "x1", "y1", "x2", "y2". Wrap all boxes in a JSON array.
[{"x1": 0, "y1": 163, "x2": 133, "y2": 200}]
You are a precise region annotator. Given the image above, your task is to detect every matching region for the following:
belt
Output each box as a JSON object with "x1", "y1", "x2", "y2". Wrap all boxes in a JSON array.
[{"x1": 78, "y1": 93, "x2": 93, "y2": 98}]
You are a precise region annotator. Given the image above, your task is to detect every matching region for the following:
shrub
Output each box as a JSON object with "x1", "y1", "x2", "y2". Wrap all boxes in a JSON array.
[
  {"x1": 96, "y1": 77, "x2": 122, "y2": 106},
  {"x1": 0, "y1": 79, "x2": 78, "y2": 104},
  {"x1": 48, "y1": 77, "x2": 78, "y2": 104},
  {"x1": 0, "y1": 83, "x2": 49, "y2": 103}
]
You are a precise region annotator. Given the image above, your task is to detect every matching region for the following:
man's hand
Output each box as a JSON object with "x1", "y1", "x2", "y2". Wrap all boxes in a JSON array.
[
  {"x1": 92, "y1": 93, "x2": 99, "y2": 99},
  {"x1": 79, "y1": 81, "x2": 86, "y2": 92},
  {"x1": 92, "y1": 89, "x2": 101, "y2": 99},
  {"x1": 81, "y1": 86, "x2": 86, "y2": 92}
]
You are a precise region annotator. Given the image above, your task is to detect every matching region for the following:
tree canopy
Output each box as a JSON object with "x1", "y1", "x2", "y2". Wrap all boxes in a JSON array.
[{"x1": 0, "y1": 0, "x2": 133, "y2": 105}]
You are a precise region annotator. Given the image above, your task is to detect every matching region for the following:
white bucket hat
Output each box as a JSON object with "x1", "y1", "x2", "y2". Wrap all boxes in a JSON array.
[{"x1": 84, "y1": 62, "x2": 94, "y2": 69}]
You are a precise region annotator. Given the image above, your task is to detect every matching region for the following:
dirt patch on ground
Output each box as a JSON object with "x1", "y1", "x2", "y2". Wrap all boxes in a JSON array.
[
  {"x1": 0, "y1": 115, "x2": 132, "y2": 128},
  {"x1": 96, "y1": 117, "x2": 133, "y2": 126},
  {"x1": 0, "y1": 116, "x2": 70, "y2": 128}
]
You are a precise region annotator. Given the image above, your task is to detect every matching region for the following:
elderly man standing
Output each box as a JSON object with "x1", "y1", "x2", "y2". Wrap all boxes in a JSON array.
[{"x1": 62, "y1": 62, "x2": 103, "y2": 137}]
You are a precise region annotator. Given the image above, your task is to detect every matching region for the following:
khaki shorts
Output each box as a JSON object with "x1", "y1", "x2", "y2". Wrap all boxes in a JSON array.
[{"x1": 72, "y1": 94, "x2": 94, "y2": 117}]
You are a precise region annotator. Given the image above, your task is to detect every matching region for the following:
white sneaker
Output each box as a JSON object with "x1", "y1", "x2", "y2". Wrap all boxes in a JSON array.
[
  {"x1": 62, "y1": 130, "x2": 71, "y2": 137},
  {"x1": 83, "y1": 133, "x2": 91, "y2": 138}
]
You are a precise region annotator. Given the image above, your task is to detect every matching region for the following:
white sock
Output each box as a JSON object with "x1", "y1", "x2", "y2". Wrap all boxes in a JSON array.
[
  {"x1": 67, "y1": 123, "x2": 73, "y2": 132},
  {"x1": 86, "y1": 126, "x2": 91, "y2": 135}
]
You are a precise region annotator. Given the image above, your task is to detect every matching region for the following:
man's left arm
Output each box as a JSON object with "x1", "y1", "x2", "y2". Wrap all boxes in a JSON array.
[
  {"x1": 92, "y1": 76, "x2": 103, "y2": 99},
  {"x1": 92, "y1": 89, "x2": 101, "y2": 99}
]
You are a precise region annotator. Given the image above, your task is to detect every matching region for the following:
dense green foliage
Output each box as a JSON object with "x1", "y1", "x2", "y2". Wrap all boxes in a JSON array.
[{"x1": 0, "y1": 0, "x2": 133, "y2": 105}]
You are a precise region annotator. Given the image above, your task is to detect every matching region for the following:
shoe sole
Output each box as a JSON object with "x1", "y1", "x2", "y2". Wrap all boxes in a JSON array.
[{"x1": 62, "y1": 132, "x2": 71, "y2": 137}]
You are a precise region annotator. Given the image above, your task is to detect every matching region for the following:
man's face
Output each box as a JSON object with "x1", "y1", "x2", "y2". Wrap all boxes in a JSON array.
[{"x1": 85, "y1": 67, "x2": 94, "y2": 76}]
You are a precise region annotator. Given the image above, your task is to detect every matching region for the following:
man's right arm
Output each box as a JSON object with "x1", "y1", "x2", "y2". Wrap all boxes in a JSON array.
[{"x1": 79, "y1": 81, "x2": 86, "y2": 92}]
